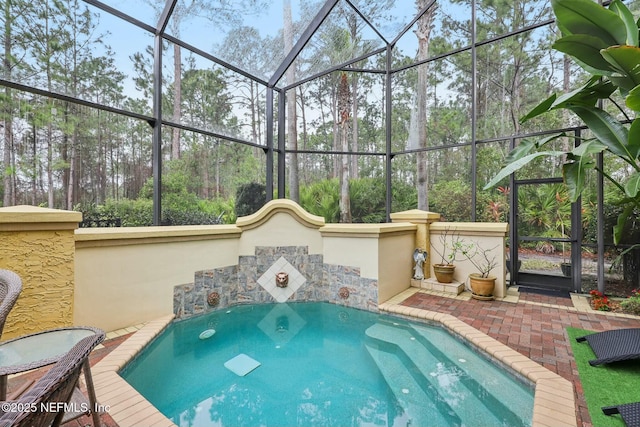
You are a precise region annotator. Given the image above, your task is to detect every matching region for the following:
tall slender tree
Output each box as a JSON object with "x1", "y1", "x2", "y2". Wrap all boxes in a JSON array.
[
  {"x1": 284, "y1": 0, "x2": 299, "y2": 202},
  {"x1": 337, "y1": 72, "x2": 351, "y2": 222},
  {"x1": 414, "y1": 0, "x2": 436, "y2": 210}
]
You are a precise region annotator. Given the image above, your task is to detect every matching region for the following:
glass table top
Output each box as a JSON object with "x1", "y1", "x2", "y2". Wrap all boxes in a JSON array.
[{"x1": 0, "y1": 328, "x2": 96, "y2": 375}]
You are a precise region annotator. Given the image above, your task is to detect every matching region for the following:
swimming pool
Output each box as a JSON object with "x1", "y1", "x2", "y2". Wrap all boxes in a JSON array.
[{"x1": 121, "y1": 302, "x2": 533, "y2": 427}]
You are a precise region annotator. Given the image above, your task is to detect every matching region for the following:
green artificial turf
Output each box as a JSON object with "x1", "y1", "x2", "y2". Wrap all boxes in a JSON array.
[{"x1": 567, "y1": 327, "x2": 640, "y2": 427}]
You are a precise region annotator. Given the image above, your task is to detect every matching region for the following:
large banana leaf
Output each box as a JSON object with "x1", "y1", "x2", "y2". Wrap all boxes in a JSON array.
[
  {"x1": 519, "y1": 94, "x2": 557, "y2": 123},
  {"x1": 553, "y1": 35, "x2": 614, "y2": 75},
  {"x1": 504, "y1": 139, "x2": 537, "y2": 163},
  {"x1": 552, "y1": 0, "x2": 626, "y2": 46},
  {"x1": 566, "y1": 106, "x2": 631, "y2": 159},
  {"x1": 483, "y1": 151, "x2": 565, "y2": 190},
  {"x1": 627, "y1": 119, "x2": 640, "y2": 159},
  {"x1": 627, "y1": 86, "x2": 640, "y2": 111},
  {"x1": 625, "y1": 172, "x2": 640, "y2": 198},
  {"x1": 609, "y1": 0, "x2": 639, "y2": 46},
  {"x1": 562, "y1": 140, "x2": 607, "y2": 201},
  {"x1": 601, "y1": 46, "x2": 640, "y2": 92},
  {"x1": 552, "y1": 77, "x2": 615, "y2": 107},
  {"x1": 614, "y1": 204, "x2": 635, "y2": 244},
  {"x1": 519, "y1": 77, "x2": 614, "y2": 123}
]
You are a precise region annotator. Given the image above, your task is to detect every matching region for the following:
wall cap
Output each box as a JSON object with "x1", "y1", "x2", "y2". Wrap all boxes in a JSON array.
[
  {"x1": 0, "y1": 205, "x2": 82, "y2": 222},
  {"x1": 0, "y1": 205, "x2": 82, "y2": 230},
  {"x1": 321, "y1": 222, "x2": 416, "y2": 238},
  {"x1": 430, "y1": 221, "x2": 508, "y2": 236},
  {"x1": 236, "y1": 199, "x2": 325, "y2": 230},
  {"x1": 390, "y1": 210, "x2": 441, "y2": 223},
  {"x1": 75, "y1": 224, "x2": 241, "y2": 246}
]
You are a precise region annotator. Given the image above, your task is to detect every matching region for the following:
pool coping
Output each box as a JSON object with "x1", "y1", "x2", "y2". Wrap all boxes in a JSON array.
[{"x1": 92, "y1": 296, "x2": 576, "y2": 427}]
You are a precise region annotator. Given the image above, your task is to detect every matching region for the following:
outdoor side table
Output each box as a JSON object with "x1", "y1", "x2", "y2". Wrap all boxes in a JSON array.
[{"x1": 0, "y1": 326, "x2": 103, "y2": 426}]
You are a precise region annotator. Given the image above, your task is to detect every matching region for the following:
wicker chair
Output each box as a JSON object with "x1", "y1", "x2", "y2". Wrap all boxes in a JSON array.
[
  {"x1": 0, "y1": 330, "x2": 105, "y2": 427},
  {"x1": 0, "y1": 269, "x2": 22, "y2": 338}
]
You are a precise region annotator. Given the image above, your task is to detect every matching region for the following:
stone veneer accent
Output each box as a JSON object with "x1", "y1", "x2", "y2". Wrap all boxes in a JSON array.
[{"x1": 173, "y1": 245, "x2": 379, "y2": 319}]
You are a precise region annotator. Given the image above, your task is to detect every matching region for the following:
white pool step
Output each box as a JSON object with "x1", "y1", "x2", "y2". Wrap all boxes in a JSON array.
[
  {"x1": 365, "y1": 321, "x2": 528, "y2": 427},
  {"x1": 365, "y1": 342, "x2": 457, "y2": 426}
]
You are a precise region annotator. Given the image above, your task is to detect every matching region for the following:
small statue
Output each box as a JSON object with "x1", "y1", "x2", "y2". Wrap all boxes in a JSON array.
[{"x1": 413, "y1": 248, "x2": 427, "y2": 280}]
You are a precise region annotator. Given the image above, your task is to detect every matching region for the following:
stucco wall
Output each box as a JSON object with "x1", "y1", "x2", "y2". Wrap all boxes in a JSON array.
[
  {"x1": 0, "y1": 206, "x2": 81, "y2": 338},
  {"x1": 1, "y1": 201, "x2": 507, "y2": 334},
  {"x1": 237, "y1": 210, "x2": 324, "y2": 256},
  {"x1": 429, "y1": 222, "x2": 508, "y2": 298},
  {"x1": 321, "y1": 223, "x2": 417, "y2": 303},
  {"x1": 74, "y1": 227, "x2": 241, "y2": 332}
]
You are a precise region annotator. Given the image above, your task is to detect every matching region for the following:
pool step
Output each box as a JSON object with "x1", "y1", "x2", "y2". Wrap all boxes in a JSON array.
[
  {"x1": 407, "y1": 321, "x2": 532, "y2": 422},
  {"x1": 365, "y1": 320, "x2": 528, "y2": 427},
  {"x1": 365, "y1": 342, "x2": 459, "y2": 426}
]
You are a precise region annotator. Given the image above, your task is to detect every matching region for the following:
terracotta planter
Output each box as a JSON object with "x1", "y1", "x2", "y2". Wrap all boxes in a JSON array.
[
  {"x1": 469, "y1": 273, "x2": 495, "y2": 300},
  {"x1": 433, "y1": 264, "x2": 455, "y2": 283}
]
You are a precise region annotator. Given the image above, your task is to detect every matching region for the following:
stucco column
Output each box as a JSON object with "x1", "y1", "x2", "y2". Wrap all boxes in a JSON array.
[
  {"x1": 390, "y1": 210, "x2": 441, "y2": 279},
  {"x1": 0, "y1": 206, "x2": 81, "y2": 338}
]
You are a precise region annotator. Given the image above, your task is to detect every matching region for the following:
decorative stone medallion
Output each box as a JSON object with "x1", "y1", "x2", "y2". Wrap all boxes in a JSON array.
[
  {"x1": 339, "y1": 287, "x2": 350, "y2": 299},
  {"x1": 207, "y1": 291, "x2": 220, "y2": 307}
]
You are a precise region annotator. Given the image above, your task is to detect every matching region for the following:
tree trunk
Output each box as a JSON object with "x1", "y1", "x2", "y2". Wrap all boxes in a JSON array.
[
  {"x1": 298, "y1": 86, "x2": 308, "y2": 184},
  {"x1": 351, "y1": 74, "x2": 359, "y2": 179},
  {"x1": 31, "y1": 117, "x2": 36, "y2": 205},
  {"x1": 172, "y1": 43, "x2": 181, "y2": 160},
  {"x1": 284, "y1": 0, "x2": 299, "y2": 202},
  {"x1": 3, "y1": 0, "x2": 13, "y2": 206},
  {"x1": 338, "y1": 73, "x2": 351, "y2": 223},
  {"x1": 47, "y1": 122, "x2": 54, "y2": 208},
  {"x1": 67, "y1": 127, "x2": 76, "y2": 210},
  {"x1": 202, "y1": 144, "x2": 210, "y2": 199},
  {"x1": 415, "y1": 1, "x2": 435, "y2": 210}
]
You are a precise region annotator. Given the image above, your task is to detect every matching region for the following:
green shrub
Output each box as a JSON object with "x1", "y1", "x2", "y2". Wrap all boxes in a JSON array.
[
  {"x1": 430, "y1": 179, "x2": 472, "y2": 221},
  {"x1": 101, "y1": 198, "x2": 153, "y2": 226},
  {"x1": 299, "y1": 179, "x2": 340, "y2": 222},
  {"x1": 235, "y1": 182, "x2": 266, "y2": 217},
  {"x1": 621, "y1": 290, "x2": 640, "y2": 316},
  {"x1": 350, "y1": 177, "x2": 386, "y2": 223}
]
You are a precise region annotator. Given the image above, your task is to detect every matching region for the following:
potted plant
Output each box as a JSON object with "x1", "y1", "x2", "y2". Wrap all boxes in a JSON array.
[
  {"x1": 460, "y1": 242, "x2": 499, "y2": 300},
  {"x1": 430, "y1": 227, "x2": 465, "y2": 283}
]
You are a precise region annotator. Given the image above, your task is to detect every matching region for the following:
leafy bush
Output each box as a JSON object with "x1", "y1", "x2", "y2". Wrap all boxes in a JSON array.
[
  {"x1": 300, "y1": 179, "x2": 340, "y2": 222},
  {"x1": 299, "y1": 177, "x2": 417, "y2": 223},
  {"x1": 430, "y1": 179, "x2": 472, "y2": 221},
  {"x1": 621, "y1": 290, "x2": 640, "y2": 316},
  {"x1": 235, "y1": 182, "x2": 266, "y2": 217},
  {"x1": 350, "y1": 177, "x2": 386, "y2": 223}
]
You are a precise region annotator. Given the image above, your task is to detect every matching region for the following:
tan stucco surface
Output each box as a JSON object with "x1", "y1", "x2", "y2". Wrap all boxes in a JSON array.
[
  {"x1": 238, "y1": 211, "x2": 324, "y2": 256},
  {"x1": 74, "y1": 235, "x2": 240, "y2": 332},
  {"x1": 0, "y1": 206, "x2": 80, "y2": 338},
  {"x1": 430, "y1": 222, "x2": 508, "y2": 298}
]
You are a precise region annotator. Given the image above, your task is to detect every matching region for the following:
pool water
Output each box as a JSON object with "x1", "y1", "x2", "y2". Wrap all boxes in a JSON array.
[{"x1": 121, "y1": 302, "x2": 533, "y2": 427}]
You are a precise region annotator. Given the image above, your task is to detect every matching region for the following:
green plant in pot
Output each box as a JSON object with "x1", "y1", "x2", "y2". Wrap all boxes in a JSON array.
[
  {"x1": 430, "y1": 227, "x2": 465, "y2": 283},
  {"x1": 460, "y1": 242, "x2": 499, "y2": 300},
  {"x1": 485, "y1": 0, "x2": 640, "y2": 269}
]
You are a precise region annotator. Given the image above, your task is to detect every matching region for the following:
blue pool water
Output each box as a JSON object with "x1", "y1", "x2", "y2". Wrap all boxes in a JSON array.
[{"x1": 121, "y1": 302, "x2": 533, "y2": 427}]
